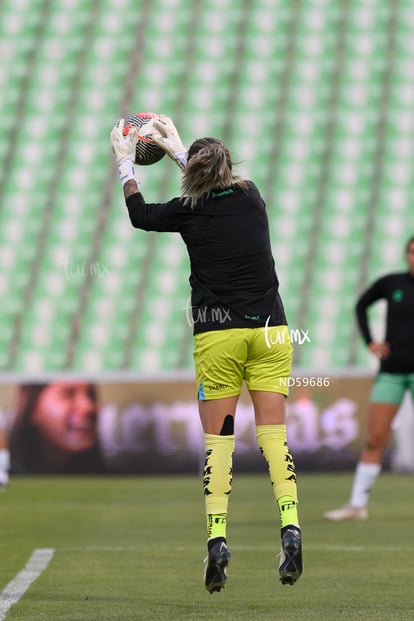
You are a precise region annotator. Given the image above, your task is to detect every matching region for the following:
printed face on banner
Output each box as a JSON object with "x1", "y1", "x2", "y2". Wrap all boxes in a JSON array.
[{"x1": 32, "y1": 383, "x2": 98, "y2": 452}]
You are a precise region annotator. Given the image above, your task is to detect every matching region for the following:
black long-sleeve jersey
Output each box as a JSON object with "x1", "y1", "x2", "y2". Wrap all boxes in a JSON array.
[
  {"x1": 126, "y1": 182, "x2": 287, "y2": 334},
  {"x1": 355, "y1": 272, "x2": 414, "y2": 373}
]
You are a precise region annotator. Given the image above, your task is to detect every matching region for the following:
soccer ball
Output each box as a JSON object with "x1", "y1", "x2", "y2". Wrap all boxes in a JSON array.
[{"x1": 123, "y1": 112, "x2": 166, "y2": 166}]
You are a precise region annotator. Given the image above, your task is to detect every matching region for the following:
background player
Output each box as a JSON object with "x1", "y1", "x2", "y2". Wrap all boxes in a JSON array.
[
  {"x1": 324, "y1": 236, "x2": 414, "y2": 521},
  {"x1": 0, "y1": 415, "x2": 10, "y2": 489}
]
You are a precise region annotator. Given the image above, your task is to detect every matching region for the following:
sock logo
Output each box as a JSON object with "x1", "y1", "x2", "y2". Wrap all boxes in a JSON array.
[
  {"x1": 207, "y1": 513, "x2": 227, "y2": 538},
  {"x1": 203, "y1": 449, "x2": 233, "y2": 497},
  {"x1": 281, "y1": 500, "x2": 297, "y2": 512},
  {"x1": 203, "y1": 449, "x2": 213, "y2": 496},
  {"x1": 284, "y1": 442, "x2": 297, "y2": 483},
  {"x1": 226, "y1": 466, "x2": 233, "y2": 496}
]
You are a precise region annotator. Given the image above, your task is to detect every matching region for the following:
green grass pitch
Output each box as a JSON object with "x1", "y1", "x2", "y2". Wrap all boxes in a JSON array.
[{"x1": 0, "y1": 472, "x2": 413, "y2": 620}]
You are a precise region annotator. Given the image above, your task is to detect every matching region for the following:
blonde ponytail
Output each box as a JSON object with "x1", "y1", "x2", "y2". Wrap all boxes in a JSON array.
[{"x1": 181, "y1": 138, "x2": 248, "y2": 208}]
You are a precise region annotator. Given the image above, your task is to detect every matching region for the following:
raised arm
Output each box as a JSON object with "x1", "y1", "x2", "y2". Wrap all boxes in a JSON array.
[{"x1": 110, "y1": 119, "x2": 141, "y2": 199}]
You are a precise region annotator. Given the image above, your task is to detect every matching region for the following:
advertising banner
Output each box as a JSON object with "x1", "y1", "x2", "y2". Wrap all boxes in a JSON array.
[{"x1": 0, "y1": 373, "x2": 382, "y2": 474}]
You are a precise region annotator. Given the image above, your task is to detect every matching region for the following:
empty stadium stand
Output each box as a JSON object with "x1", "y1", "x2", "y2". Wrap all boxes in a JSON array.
[{"x1": 0, "y1": 0, "x2": 413, "y2": 372}]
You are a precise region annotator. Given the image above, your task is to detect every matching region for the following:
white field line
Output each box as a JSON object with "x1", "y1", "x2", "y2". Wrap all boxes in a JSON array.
[
  {"x1": 0, "y1": 548, "x2": 54, "y2": 620},
  {"x1": 0, "y1": 543, "x2": 405, "y2": 619}
]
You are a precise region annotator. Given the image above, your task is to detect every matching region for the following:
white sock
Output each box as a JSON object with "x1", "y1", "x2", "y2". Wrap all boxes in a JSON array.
[
  {"x1": 0, "y1": 449, "x2": 10, "y2": 472},
  {"x1": 349, "y1": 462, "x2": 381, "y2": 508}
]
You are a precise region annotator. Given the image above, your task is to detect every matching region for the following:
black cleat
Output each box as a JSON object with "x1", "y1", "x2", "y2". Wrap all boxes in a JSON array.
[
  {"x1": 204, "y1": 538, "x2": 231, "y2": 593},
  {"x1": 279, "y1": 526, "x2": 302, "y2": 585}
]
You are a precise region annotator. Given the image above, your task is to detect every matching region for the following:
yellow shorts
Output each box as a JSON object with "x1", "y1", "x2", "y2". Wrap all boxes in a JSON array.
[{"x1": 193, "y1": 326, "x2": 292, "y2": 401}]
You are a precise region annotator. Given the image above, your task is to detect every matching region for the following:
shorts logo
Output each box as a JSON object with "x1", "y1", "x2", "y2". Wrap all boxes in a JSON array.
[
  {"x1": 392, "y1": 289, "x2": 403, "y2": 302},
  {"x1": 207, "y1": 383, "x2": 229, "y2": 391}
]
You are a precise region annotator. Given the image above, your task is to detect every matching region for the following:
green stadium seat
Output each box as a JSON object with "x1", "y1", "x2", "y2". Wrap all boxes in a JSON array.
[{"x1": 0, "y1": 0, "x2": 413, "y2": 372}]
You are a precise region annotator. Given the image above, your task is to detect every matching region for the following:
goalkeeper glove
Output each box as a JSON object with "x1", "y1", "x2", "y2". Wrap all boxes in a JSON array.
[
  {"x1": 110, "y1": 119, "x2": 139, "y2": 186},
  {"x1": 152, "y1": 114, "x2": 187, "y2": 170}
]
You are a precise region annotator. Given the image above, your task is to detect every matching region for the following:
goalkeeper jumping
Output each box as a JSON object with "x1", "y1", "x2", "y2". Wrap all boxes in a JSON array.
[{"x1": 110, "y1": 116, "x2": 302, "y2": 593}]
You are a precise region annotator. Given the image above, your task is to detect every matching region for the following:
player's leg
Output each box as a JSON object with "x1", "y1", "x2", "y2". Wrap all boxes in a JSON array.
[
  {"x1": 193, "y1": 329, "x2": 246, "y2": 593},
  {"x1": 0, "y1": 426, "x2": 9, "y2": 490},
  {"x1": 199, "y1": 396, "x2": 238, "y2": 541},
  {"x1": 246, "y1": 326, "x2": 302, "y2": 585},
  {"x1": 250, "y1": 390, "x2": 302, "y2": 585},
  {"x1": 250, "y1": 391, "x2": 299, "y2": 527},
  {"x1": 324, "y1": 373, "x2": 404, "y2": 521},
  {"x1": 198, "y1": 397, "x2": 237, "y2": 593}
]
